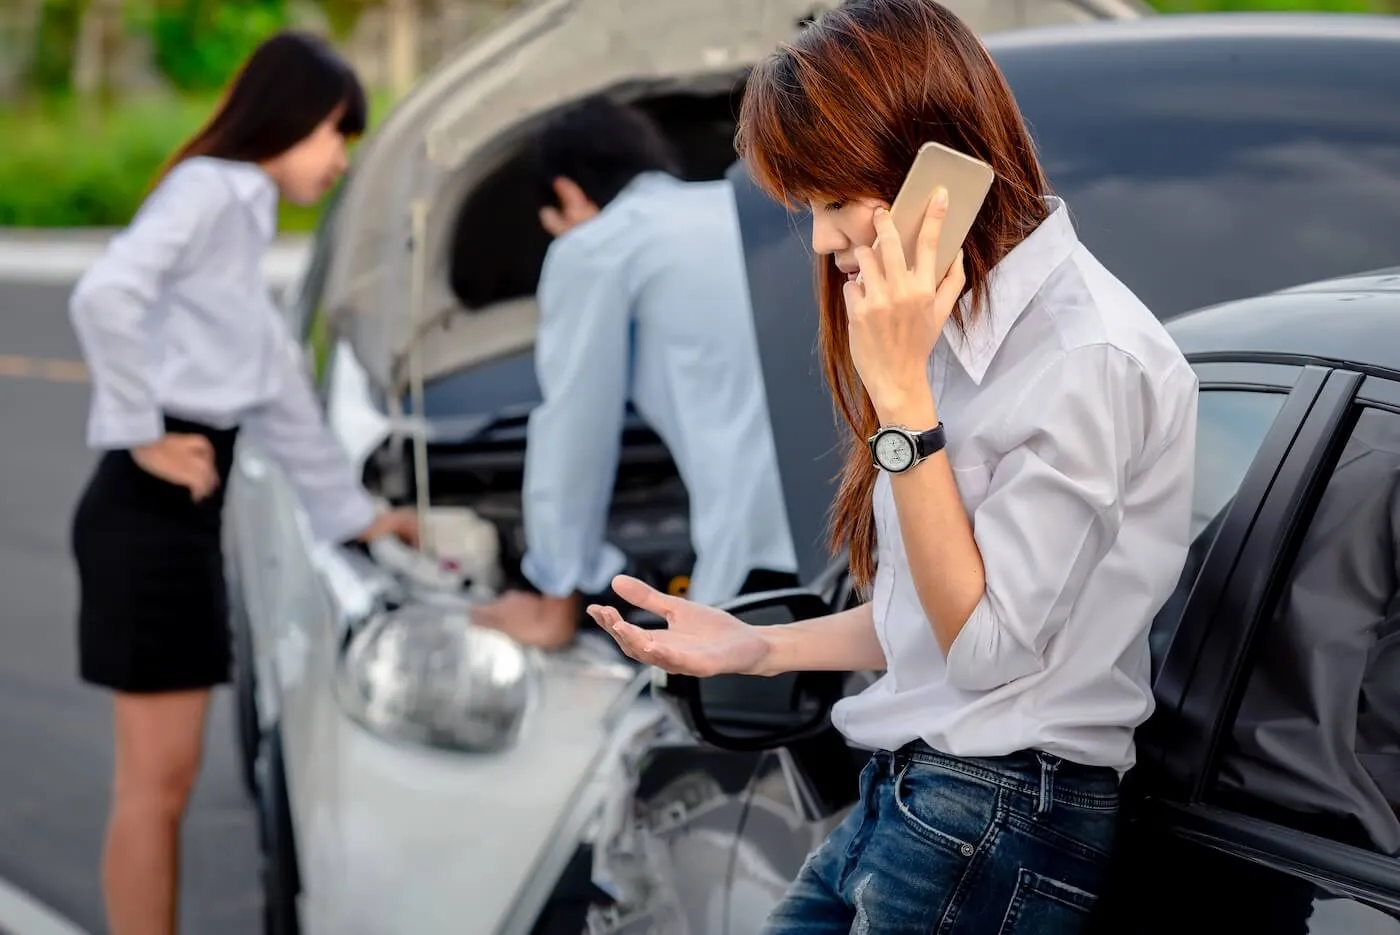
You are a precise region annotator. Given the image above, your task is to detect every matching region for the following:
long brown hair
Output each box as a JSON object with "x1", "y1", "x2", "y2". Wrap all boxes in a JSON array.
[{"x1": 736, "y1": 0, "x2": 1052, "y2": 587}]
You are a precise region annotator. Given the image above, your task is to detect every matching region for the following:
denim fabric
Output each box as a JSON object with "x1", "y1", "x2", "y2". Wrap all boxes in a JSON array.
[{"x1": 760, "y1": 743, "x2": 1120, "y2": 935}]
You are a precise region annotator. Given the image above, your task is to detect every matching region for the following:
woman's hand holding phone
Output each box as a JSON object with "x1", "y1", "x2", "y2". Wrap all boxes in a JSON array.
[
  {"x1": 131, "y1": 433, "x2": 220, "y2": 501},
  {"x1": 845, "y1": 187, "x2": 967, "y2": 423}
]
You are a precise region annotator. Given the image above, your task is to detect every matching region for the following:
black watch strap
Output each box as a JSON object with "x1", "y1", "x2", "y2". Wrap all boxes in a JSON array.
[{"x1": 913, "y1": 422, "x2": 947, "y2": 460}]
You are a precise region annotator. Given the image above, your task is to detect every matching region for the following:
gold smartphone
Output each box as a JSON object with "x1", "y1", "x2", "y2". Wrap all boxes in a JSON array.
[{"x1": 885, "y1": 141, "x2": 996, "y2": 281}]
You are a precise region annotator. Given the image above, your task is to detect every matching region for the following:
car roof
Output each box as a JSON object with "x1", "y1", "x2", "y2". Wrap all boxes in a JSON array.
[
  {"x1": 982, "y1": 13, "x2": 1400, "y2": 320},
  {"x1": 1167, "y1": 268, "x2": 1400, "y2": 371},
  {"x1": 982, "y1": 9, "x2": 1400, "y2": 48}
]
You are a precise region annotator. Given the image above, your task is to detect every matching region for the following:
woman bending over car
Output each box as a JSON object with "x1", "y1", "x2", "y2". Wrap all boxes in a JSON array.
[{"x1": 68, "y1": 31, "x2": 417, "y2": 935}]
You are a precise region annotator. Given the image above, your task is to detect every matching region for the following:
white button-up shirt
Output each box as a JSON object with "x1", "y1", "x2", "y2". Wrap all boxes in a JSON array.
[
  {"x1": 831, "y1": 198, "x2": 1199, "y2": 774},
  {"x1": 68, "y1": 156, "x2": 377, "y2": 543},
  {"x1": 521, "y1": 172, "x2": 797, "y2": 603}
]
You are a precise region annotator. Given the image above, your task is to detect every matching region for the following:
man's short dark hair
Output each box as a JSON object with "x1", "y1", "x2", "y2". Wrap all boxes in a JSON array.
[{"x1": 532, "y1": 94, "x2": 682, "y2": 210}]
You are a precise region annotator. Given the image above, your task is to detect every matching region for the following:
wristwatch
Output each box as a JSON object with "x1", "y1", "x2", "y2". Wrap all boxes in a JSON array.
[{"x1": 868, "y1": 423, "x2": 947, "y2": 473}]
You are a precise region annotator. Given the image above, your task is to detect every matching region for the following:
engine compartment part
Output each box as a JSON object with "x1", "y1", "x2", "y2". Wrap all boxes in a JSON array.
[
  {"x1": 368, "y1": 504, "x2": 504, "y2": 602},
  {"x1": 369, "y1": 429, "x2": 694, "y2": 602}
]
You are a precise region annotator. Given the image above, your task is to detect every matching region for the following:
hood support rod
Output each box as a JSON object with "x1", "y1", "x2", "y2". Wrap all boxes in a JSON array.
[{"x1": 408, "y1": 197, "x2": 434, "y2": 556}]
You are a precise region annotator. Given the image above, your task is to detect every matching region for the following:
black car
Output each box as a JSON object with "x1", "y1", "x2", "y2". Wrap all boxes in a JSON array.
[
  {"x1": 660, "y1": 257, "x2": 1400, "y2": 932},
  {"x1": 642, "y1": 19, "x2": 1400, "y2": 934}
]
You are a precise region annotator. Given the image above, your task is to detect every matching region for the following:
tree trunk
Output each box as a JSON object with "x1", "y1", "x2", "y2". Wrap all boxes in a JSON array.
[
  {"x1": 26, "y1": 0, "x2": 87, "y2": 95},
  {"x1": 384, "y1": 0, "x2": 418, "y2": 98},
  {"x1": 72, "y1": 0, "x2": 121, "y2": 101}
]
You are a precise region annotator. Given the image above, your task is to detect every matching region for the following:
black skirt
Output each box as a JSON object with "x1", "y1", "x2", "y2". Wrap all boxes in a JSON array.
[{"x1": 71, "y1": 415, "x2": 240, "y2": 693}]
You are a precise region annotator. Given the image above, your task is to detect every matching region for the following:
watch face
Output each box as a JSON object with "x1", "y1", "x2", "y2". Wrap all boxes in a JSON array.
[{"x1": 875, "y1": 430, "x2": 916, "y2": 472}]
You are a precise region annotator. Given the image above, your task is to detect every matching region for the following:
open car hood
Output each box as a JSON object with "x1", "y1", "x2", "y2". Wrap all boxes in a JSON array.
[{"x1": 322, "y1": 0, "x2": 1149, "y2": 398}]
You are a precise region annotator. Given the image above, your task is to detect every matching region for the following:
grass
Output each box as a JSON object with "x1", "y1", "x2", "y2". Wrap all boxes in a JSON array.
[{"x1": 0, "y1": 88, "x2": 397, "y2": 231}]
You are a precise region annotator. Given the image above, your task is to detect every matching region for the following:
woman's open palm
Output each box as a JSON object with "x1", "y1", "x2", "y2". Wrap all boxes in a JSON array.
[{"x1": 588, "y1": 575, "x2": 770, "y2": 677}]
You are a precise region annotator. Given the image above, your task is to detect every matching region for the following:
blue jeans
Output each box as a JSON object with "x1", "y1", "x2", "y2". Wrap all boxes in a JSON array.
[{"x1": 761, "y1": 743, "x2": 1120, "y2": 935}]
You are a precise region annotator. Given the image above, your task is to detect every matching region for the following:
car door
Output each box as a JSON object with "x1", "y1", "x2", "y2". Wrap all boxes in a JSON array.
[{"x1": 1094, "y1": 364, "x2": 1400, "y2": 933}]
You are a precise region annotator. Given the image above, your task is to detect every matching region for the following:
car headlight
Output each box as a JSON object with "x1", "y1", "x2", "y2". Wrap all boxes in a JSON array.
[{"x1": 334, "y1": 603, "x2": 540, "y2": 752}]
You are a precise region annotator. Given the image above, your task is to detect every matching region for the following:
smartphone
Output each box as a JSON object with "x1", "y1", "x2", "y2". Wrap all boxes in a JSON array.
[{"x1": 885, "y1": 141, "x2": 996, "y2": 282}]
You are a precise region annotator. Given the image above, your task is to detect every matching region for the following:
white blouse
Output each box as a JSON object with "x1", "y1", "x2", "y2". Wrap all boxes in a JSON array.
[
  {"x1": 69, "y1": 156, "x2": 377, "y2": 543},
  {"x1": 831, "y1": 198, "x2": 1200, "y2": 774}
]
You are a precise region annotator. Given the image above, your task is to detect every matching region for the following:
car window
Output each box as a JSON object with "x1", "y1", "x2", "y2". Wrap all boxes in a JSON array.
[
  {"x1": 1150, "y1": 387, "x2": 1288, "y2": 666},
  {"x1": 997, "y1": 32, "x2": 1400, "y2": 320},
  {"x1": 1211, "y1": 405, "x2": 1400, "y2": 856}
]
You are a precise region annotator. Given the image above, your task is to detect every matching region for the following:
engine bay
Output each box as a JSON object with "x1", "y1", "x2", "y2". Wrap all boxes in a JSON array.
[{"x1": 362, "y1": 419, "x2": 695, "y2": 608}]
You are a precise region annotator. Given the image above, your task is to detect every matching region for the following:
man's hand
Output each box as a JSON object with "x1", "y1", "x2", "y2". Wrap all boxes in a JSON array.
[
  {"x1": 539, "y1": 176, "x2": 599, "y2": 238},
  {"x1": 473, "y1": 590, "x2": 580, "y2": 652}
]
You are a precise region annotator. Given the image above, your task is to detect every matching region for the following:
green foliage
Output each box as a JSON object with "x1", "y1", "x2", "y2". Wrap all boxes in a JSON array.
[
  {"x1": 27, "y1": 0, "x2": 88, "y2": 95},
  {"x1": 0, "y1": 95, "x2": 182, "y2": 227},
  {"x1": 314, "y1": 0, "x2": 375, "y2": 38},
  {"x1": 145, "y1": 0, "x2": 291, "y2": 92},
  {"x1": 0, "y1": 88, "x2": 395, "y2": 230},
  {"x1": 1150, "y1": 0, "x2": 1399, "y2": 11},
  {"x1": 0, "y1": 0, "x2": 1394, "y2": 230}
]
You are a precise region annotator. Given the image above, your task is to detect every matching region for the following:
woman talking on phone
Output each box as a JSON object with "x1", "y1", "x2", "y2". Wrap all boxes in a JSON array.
[
  {"x1": 592, "y1": 0, "x2": 1198, "y2": 931},
  {"x1": 68, "y1": 31, "x2": 416, "y2": 935}
]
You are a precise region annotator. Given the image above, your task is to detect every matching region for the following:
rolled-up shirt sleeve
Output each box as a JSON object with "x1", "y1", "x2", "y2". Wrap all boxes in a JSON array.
[
  {"x1": 519, "y1": 237, "x2": 631, "y2": 597},
  {"x1": 68, "y1": 161, "x2": 228, "y2": 449},
  {"x1": 240, "y1": 321, "x2": 378, "y2": 544},
  {"x1": 945, "y1": 343, "x2": 1157, "y2": 692}
]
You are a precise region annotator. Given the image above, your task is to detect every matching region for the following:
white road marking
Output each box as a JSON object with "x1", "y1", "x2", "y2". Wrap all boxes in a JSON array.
[
  {"x1": 0, "y1": 237, "x2": 308, "y2": 287},
  {"x1": 0, "y1": 355, "x2": 89, "y2": 383},
  {"x1": 0, "y1": 876, "x2": 91, "y2": 935}
]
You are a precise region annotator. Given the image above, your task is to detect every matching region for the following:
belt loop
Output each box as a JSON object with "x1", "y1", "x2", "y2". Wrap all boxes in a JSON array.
[{"x1": 1036, "y1": 752, "x2": 1060, "y2": 817}]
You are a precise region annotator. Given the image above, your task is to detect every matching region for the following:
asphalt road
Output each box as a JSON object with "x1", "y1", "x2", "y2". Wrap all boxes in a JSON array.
[{"x1": 0, "y1": 281, "x2": 261, "y2": 935}]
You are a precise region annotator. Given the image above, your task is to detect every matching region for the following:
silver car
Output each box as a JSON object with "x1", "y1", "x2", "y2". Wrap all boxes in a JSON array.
[{"x1": 224, "y1": 0, "x2": 1149, "y2": 932}]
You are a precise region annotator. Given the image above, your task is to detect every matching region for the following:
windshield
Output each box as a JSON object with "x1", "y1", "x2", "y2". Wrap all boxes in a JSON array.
[{"x1": 997, "y1": 29, "x2": 1400, "y2": 317}]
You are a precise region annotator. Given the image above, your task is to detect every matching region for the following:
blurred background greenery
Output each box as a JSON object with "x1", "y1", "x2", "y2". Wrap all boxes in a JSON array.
[
  {"x1": 0, "y1": 0, "x2": 1395, "y2": 232},
  {"x1": 0, "y1": 0, "x2": 516, "y2": 230}
]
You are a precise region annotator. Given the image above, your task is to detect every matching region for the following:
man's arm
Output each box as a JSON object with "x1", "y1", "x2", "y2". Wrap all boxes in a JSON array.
[{"x1": 518, "y1": 237, "x2": 632, "y2": 598}]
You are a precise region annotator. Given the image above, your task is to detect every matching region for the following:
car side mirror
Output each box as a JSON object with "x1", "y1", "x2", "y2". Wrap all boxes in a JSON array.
[{"x1": 650, "y1": 588, "x2": 847, "y2": 752}]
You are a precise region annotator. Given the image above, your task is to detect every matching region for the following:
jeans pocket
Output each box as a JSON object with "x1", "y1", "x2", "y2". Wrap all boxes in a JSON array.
[
  {"x1": 892, "y1": 760, "x2": 994, "y2": 857},
  {"x1": 997, "y1": 868, "x2": 1097, "y2": 935}
]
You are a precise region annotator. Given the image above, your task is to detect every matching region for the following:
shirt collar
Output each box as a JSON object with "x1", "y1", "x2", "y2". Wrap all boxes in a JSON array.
[
  {"x1": 615, "y1": 170, "x2": 680, "y2": 203},
  {"x1": 218, "y1": 159, "x2": 279, "y2": 240},
  {"x1": 943, "y1": 196, "x2": 1078, "y2": 384}
]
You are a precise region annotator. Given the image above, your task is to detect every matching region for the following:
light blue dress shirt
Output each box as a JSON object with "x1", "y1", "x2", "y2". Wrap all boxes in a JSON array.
[
  {"x1": 521, "y1": 172, "x2": 798, "y2": 604},
  {"x1": 68, "y1": 156, "x2": 377, "y2": 543}
]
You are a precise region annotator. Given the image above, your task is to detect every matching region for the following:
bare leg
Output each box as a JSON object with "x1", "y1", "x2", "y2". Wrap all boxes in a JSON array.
[{"x1": 103, "y1": 689, "x2": 210, "y2": 935}]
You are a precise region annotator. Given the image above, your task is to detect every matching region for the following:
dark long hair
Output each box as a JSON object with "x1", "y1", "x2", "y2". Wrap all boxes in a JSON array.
[
  {"x1": 156, "y1": 31, "x2": 366, "y2": 183},
  {"x1": 736, "y1": 0, "x2": 1052, "y2": 587}
]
